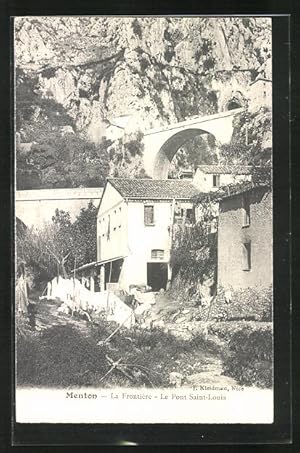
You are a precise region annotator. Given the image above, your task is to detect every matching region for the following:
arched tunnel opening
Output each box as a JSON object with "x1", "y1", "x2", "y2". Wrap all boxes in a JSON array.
[
  {"x1": 153, "y1": 128, "x2": 218, "y2": 179},
  {"x1": 227, "y1": 100, "x2": 241, "y2": 111}
]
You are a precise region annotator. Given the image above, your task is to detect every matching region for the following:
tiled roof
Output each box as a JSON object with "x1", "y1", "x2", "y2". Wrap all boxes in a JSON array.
[
  {"x1": 108, "y1": 178, "x2": 201, "y2": 199},
  {"x1": 218, "y1": 181, "x2": 270, "y2": 200},
  {"x1": 197, "y1": 165, "x2": 262, "y2": 175},
  {"x1": 194, "y1": 181, "x2": 270, "y2": 204}
]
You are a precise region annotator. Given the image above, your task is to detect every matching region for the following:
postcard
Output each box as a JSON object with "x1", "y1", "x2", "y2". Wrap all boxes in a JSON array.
[{"x1": 15, "y1": 15, "x2": 274, "y2": 425}]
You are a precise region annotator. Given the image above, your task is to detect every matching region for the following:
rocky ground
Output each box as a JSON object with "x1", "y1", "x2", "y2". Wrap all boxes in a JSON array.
[{"x1": 24, "y1": 295, "x2": 241, "y2": 389}]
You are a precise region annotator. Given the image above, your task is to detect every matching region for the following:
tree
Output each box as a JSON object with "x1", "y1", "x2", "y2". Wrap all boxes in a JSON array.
[
  {"x1": 170, "y1": 199, "x2": 218, "y2": 285},
  {"x1": 17, "y1": 133, "x2": 111, "y2": 189},
  {"x1": 17, "y1": 222, "x2": 71, "y2": 285},
  {"x1": 17, "y1": 203, "x2": 98, "y2": 287},
  {"x1": 219, "y1": 108, "x2": 272, "y2": 166},
  {"x1": 71, "y1": 202, "x2": 97, "y2": 268}
]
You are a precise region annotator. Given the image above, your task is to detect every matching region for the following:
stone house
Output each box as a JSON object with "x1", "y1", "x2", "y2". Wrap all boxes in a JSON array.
[
  {"x1": 92, "y1": 178, "x2": 201, "y2": 292},
  {"x1": 217, "y1": 182, "x2": 272, "y2": 293},
  {"x1": 193, "y1": 165, "x2": 254, "y2": 192},
  {"x1": 192, "y1": 165, "x2": 264, "y2": 232}
]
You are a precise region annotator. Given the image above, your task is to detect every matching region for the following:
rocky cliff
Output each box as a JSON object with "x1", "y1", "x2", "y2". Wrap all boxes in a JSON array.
[{"x1": 15, "y1": 17, "x2": 272, "y2": 187}]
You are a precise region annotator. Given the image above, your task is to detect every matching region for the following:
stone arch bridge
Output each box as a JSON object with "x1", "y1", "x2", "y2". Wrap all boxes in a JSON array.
[{"x1": 143, "y1": 108, "x2": 244, "y2": 179}]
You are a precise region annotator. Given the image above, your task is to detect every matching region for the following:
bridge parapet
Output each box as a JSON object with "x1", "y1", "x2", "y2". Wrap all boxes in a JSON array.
[{"x1": 143, "y1": 108, "x2": 244, "y2": 179}]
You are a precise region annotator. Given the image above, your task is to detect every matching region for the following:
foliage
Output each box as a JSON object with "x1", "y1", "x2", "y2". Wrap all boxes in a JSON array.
[
  {"x1": 164, "y1": 48, "x2": 175, "y2": 63},
  {"x1": 170, "y1": 200, "x2": 218, "y2": 285},
  {"x1": 140, "y1": 57, "x2": 150, "y2": 72},
  {"x1": 16, "y1": 68, "x2": 111, "y2": 189},
  {"x1": 71, "y1": 202, "x2": 98, "y2": 268},
  {"x1": 17, "y1": 219, "x2": 72, "y2": 284},
  {"x1": 123, "y1": 131, "x2": 144, "y2": 157},
  {"x1": 17, "y1": 133, "x2": 111, "y2": 190},
  {"x1": 207, "y1": 320, "x2": 271, "y2": 342},
  {"x1": 214, "y1": 286, "x2": 273, "y2": 321},
  {"x1": 17, "y1": 202, "x2": 97, "y2": 285},
  {"x1": 108, "y1": 131, "x2": 148, "y2": 178},
  {"x1": 131, "y1": 18, "x2": 143, "y2": 39},
  {"x1": 16, "y1": 310, "x2": 221, "y2": 388},
  {"x1": 16, "y1": 68, "x2": 74, "y2": 133},
  {"x1": 171, "y1": 227, "x2": 217, "y2": 285},
  {"x1": 219, "y1": 108, "x2": 272, "y2": 166},
  {"x1": 186, "y1": 285, "x2": 272, "y2": 322},
  {"x1": 17, "y1": 324, "x2": 108, "y2": 387},
  {"x1": 168, "y1": 134, "x2": 218, "y2": 178},
  {"x1": 221, "y1": 323, "x2": 273, "y2": 388}
]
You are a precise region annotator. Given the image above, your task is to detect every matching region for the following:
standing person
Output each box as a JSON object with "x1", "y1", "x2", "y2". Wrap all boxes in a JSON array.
[{"x1": 16, "y1": 262, "x2": 28, "y2": 316}]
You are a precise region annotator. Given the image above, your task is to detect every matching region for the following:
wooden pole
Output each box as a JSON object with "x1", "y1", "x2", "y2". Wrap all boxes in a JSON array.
[
  {"x1": 73, "y1": 256, "x2": 76, "y2": 304},
  {"x1": 108, "y1": 261, "x2": 112, "y2": 285}
]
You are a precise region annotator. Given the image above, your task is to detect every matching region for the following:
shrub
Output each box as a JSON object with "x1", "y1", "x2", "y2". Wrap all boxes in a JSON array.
[
  {"x1": 189, "y1": 330, "x2": 223, "y2": 355},
  {"x1": 41, "y1": 67, "x2": 57, "y2": 79},
  {"x1": 213, "y1": 286, "x2": 273, "y2": 321},
  {"x1": 17, "y1": 324, "x2": 108, "y2": 387},
  {"x1": 221, "y1": 323, "x2": 273, "y2": 388},
  {"x1": 132, "y1": 19, "x2": 142, "y2": 39},
  {"x1": 170, "y1": 224, "x2": 217, "y2": 286},
  {"x1": 140, "y1": 57, "x2": 150, "y2": 72},
  {"x1": 164, "y1": 48, "x2": 175, "y2": 63},
  {"x1": 207, "y1": 320, "x2": 270, "y2": 342},
  {"x1": 203, "y1": 57, "x2": 216, "y2": 71},
  {"x1": 17, "y1": 316, "x2": 225, "y2": 388}
]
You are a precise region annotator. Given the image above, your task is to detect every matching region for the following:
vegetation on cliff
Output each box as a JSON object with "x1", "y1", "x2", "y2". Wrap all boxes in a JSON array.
[{"x1": 15, "y1": 17, "x2": 272, "y2": 189}]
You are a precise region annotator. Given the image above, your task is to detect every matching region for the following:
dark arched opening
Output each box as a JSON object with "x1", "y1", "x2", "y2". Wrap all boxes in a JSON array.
[
  {"x1": 153, "y1": 128, "x2": 217, "y2": 179},
  {"x1": 227, "y1": 100, "x2": 241, "y2": 111}
]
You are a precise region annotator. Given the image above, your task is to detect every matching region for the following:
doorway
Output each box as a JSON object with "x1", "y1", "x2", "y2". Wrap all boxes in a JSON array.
[{"x1": 147, "y1": 263, "x2": 168, "y2": 291}]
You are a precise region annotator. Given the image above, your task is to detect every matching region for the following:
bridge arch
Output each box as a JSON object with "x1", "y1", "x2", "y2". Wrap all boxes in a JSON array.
[
  {"x1": 143, "y1": 108, "x2": 244, "y2": 179},
  {"x1": 153, "y1": 128, "x2": 214, "y2": 179}
]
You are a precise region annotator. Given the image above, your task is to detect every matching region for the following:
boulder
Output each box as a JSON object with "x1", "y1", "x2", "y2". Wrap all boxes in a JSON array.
[{"x1": 169, "y1": 372, "x2": 184, "y2": 387}]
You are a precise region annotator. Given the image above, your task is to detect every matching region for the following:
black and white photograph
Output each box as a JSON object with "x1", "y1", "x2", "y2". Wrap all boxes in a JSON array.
[{"x1": 14, "y1": 16, "x2": 274, "y2": 424}]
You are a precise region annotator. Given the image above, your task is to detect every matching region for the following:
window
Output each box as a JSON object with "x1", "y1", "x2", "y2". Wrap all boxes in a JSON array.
[
  {"x1": 175, "y1": 207, "x2": 194, "y2": 225},
  {"x1": 212, "y1": 174, "x2": 220, "y2": 187},
  {"x1": 151, "y1": 249, "x2": 164, "y2": 260},
  {"x1": 119, "y1": 207, "x2": 122, "y2": 227},
  {"x1": 186, "y1": 208, "x2": 194, "y2": 224},
  {"x1": 102, "y1": 217, "x2": 105, "y2": 237},
  {"x1": 144, "y1": 205, "x2": 154, "y2": 225},
  {"x1": 107, "y1": 215, "x2": 111, "y2": 240},
  {"x1": 242, "y1": 194, "x2": 250, "y2": 226},
  {"x1": 113, "y1": 210, "x2": 117, "y2": 230},
  {"x1": 186, "y1": 208, "x2": 193, "y2": 219},
  {"x1": 98, "y1": 236, "x2": 101, "y2": 261},
  {"x1": 242, "y1": 242, "x2": 251, "y2": 271}
]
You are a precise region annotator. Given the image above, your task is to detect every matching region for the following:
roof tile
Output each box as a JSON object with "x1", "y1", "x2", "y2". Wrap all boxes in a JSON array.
[
  {"x1": 197, "y1": 165, "x2": 263, "y2": 175},
  {"x1": 108, "y1": 178, "x2": 200, "y2": 199}
]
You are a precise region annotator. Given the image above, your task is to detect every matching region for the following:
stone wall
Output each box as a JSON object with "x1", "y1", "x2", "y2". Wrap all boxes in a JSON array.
[
  {"x1": 217, "y1": 187, "x2": 272, "y2": 291},
  {"x1": 16, "y1": 188, "x2": 103, "y2": 228}
]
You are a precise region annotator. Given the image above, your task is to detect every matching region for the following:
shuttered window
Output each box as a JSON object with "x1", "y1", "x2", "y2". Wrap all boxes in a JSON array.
[
  {"x1": 107, "y1": 215, "x2": 111, "y2": 240},
  {"x1": 242, "y1": 242, "x2": 251, "y2": 271},
  {"x1": 151, "y1": 249, "x2": 164, "y2": 260},
  {"x1": 242, "y1": 194, "x2": 250, "y2": 226},
  {"x1": 212, "y1": 174, "x2": 220, "y2": 187},
  {"x1": 144, "y1": 205, "x2": 154, "y2": 225}
]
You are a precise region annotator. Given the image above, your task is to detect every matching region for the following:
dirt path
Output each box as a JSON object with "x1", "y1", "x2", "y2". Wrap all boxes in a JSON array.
[
  {"x1": 148, "y1": 292, "x2": 242, "y2": 387},
  {"x1": 34, "y1": 299, "x2": 91, "y2": 337},
  {"x1": 33, "y1": 297, "x2": 241, "y2": 388}
]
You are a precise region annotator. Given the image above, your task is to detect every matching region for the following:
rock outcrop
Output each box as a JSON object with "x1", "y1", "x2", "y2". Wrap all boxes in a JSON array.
[{"x1": 15, "y1": 17, "x2": 272, "y2": 143}]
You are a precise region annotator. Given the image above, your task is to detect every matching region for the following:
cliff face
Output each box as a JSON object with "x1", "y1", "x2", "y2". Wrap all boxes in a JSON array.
[{"x1": 15, "y1": 17, "x2": 272, "y2": 143}]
